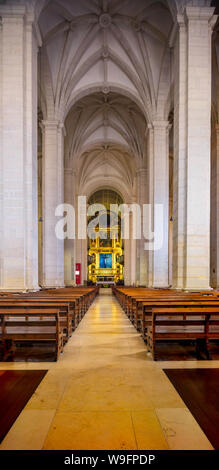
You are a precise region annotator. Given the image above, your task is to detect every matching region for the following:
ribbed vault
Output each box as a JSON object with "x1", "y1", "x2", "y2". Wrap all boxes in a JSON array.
[
  {"x1": 38, "y1": 0, "x2": 174, "y2": 122},
  {"x1": 64, "y1": 91, "x2": 143, "y2": 198}
]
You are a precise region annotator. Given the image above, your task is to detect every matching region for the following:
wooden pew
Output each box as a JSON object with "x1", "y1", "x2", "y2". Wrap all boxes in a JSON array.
[
  {"x1": 0, "y1": 286, "x2": 98, "y2": 361},
  {"x1": 113, "y1": 287, "x2": 219, "y2": 329},
  {"x1": 113, "y1": 286, "x2": 219, "y2": 361},
  {"x1": 138, "y1": 298, "x2": 219, "y2": 336},
  {"x1": 113, "y1": 287, "x2": 218, "y2": 320},
  {"x1": 148, "y1": 307, "x2": 219, "y2": 360},
  {"x1": 26, "y1": 286, "x2": 98, "y2": 320},
  {"x1": 0, "y1": 308, "x2": 64, "y2": 361},
  {"x1": 0, "y1": 302, "x2": 72, "y2": 343},
  {"x1": 0, "y1": 286, "x2": 98, "y2": 329}
]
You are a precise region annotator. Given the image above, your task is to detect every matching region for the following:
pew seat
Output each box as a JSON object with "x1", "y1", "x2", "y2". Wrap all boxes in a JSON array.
[
  {"x1": 0, "y1": 309, "x2": 64, "y2": 361},
  {"x1": 113, "y1": 286, "x2": 219, "y2": 361},
  {"x1": 147, "y1": 307, "x2": 219, "y2": 360},
  {"x1": 0, "y1": 286, "x2": 98, "y2": 361}
]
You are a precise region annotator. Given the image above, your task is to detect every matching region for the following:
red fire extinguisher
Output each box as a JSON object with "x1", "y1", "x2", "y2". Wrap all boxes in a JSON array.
[{"x1": 75, "y1": 263, "x2": 81, "y2": 285}]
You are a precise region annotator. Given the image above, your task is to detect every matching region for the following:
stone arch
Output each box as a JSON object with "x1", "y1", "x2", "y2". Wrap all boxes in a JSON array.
[
  {"x1": 82, "y1": 181, "x2": 132, "y2": 205},
  {"x1": 64, "y1": 85, "x2": 149, "y2": 123}
]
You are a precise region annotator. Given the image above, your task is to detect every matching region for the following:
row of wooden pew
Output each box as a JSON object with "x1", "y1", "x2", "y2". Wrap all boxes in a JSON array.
[
  {"x1": 0, "y1": 287, "x2": 99, "y2": 361},
  {"x1": 113, "y1": 286, "x2": 219, "y2": 360}
]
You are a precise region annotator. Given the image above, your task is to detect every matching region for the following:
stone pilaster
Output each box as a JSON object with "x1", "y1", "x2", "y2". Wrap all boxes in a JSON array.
[
  {"x1": 41, "y1": 120, "x2": 65, "y2": 287},
  {"x1": 0, "y1": 5, "x2": 40, "y2": 290},
  {"x1": 136, "y1": 168, "x2": 148, "y2": 286},
  {"x1": 130, "y1": 211, "x2": 137, "y2": 286},
  {"x1": 172, "y1": 14, "x2": 187, "y2": 290},
  {"x1": 123, "y1": 204, "x2": 136, "y2": 286},
  {"x1": 212, "y1": 125, "x2": 219, "y2": 288},
  {"x1": 74, "y1": 192, "x2": 87, "y2": 285},
  {"x1": 152, "y1": 121, "x2": 170, "y2": 287},
  {"x1": 64, "y1": 168, "x2": 75, "y2": 286},
  {"x1": 124, "y1": 237, "x2": 131, "y2": 286},
  {"x1": 147, "y1": 124, "x2": 154, "y2": 287},
  {"x1": 173, "y1": 6, "x2": 217, "y2": 290}
]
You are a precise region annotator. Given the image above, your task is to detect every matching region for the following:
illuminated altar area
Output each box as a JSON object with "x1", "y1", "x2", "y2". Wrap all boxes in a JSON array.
[{"x1": 87, "y1": 190, "x2": 124, "y2": 285}]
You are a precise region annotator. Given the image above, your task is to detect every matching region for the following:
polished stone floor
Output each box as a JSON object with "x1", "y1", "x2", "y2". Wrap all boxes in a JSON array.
[{"x1": 0, "y1": 294, "x2": 217, "y2": 450}]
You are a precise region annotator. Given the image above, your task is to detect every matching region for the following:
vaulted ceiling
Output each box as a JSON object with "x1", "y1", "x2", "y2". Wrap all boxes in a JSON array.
[
  {"x1": 65, "y1": 92, "x2": 146, "y2": 167},
  {"x1": 36, "y1": 0, "x2": 218, "y2": 198},
  {"x1": 37, "y1": 0, "x2": 175, "y2": 197},
  {"x1": 64, "y1": 92, "x2": 138, "y2": 198},
  {"x1": 38, "y1": 0, "x2": 174, "y2": 122}
]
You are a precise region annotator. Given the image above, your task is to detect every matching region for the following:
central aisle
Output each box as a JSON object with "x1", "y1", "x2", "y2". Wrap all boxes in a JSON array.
[{"x1": 0, "y1": 294, "x2": 212, "y2": 450}]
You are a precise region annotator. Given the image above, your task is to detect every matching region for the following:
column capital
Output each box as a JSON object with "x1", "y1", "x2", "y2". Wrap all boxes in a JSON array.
[
  {"x1": 136, "y1": 167, "x2": 148, "y2": 176},
  {"x1": 209, "y1": 14, "x2": 218, "y2": 32},
  {"x1": 185, "y1": 6, "x2": 216, "y2": 22},
  {"x1": 0, "y1": 5, "x2": 26, "y2": 23},
  {"x1": 145, "y1": 123, "x2": 153, "y2": 137},
  {"x1": 25, "y1": 12, "x2": 42, "y2": 48},
  {"x1": 41, "y1": 119, "x2": 60, "y2": 128},
  {"x1": 177, "y1": 13, "x2": 186, "y2": 29},
  {"x1": 0, "y1": 6, "x2": 42, "y2": 51},
  {"x1": 64, "y1": 168, "x2": 74, "y2": 176},
  {"x1": 41, "y1": 120, "x2": 66, "y2": 134},
  {"x1": 152, "y1": 120, "x2": 170, "y2": 131},
  {"x1": 58, "y1": 122, "x2": 66, "y2": 136}
]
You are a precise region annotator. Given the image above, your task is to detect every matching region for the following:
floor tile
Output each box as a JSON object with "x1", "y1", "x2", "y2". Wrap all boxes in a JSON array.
[
  {"x1": 43, "y1": 411, "x2": 137, "y2": 450},
  {"x1": 132, "y1": 411, "x2": 169, "y2": 450},
  {"x1": 0, "y1": 410, "x2": 56, "y2": 450},
  {"x1": 155, "y1": 408, "x2": 213, "y2": 450}
]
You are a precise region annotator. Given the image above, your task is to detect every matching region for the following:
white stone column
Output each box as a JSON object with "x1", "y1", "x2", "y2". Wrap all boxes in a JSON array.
[
  {"x1": 82, "y1": 238, "x2": 88, "y2": 286},
  {"x1": 152, "y1": 121, "x2": 170, "y2": 287},
  {"x1": 136, "y1": 168, "x2": 148, "y2": 286},
  {"x1": 0, "y1": 5, "x2": 39, "y2": 290},
  {"x1": 41, "y1": 120, "x2": 65, "y2": 287},
  {"x1": 147, "y1": 124, "x2": 154, "y2": 287},
  {"x1": 172, "y1": 15, "x2": 187, "y2": 289},
  {"x1": 74, "y1": 192, "x2": 87, "y2": 285},
  {"x1": 173, "y1": 6, "x2": 217, "y2": 290},
  {"x1": 130, "y1": 211, "x2": 137, "y2": 286},
  {"x1": 64, "y1": 168, "x2": 75, "y2": 286},
  {"x1": 123, "y1": 206, "x2": 134, "y2": 286},
  {"x1": 213, "y1": 125, "x2": 219, "y2": 287},
  {"x1": 124, "y1": 237, "x2": 131, "y2": 286}
]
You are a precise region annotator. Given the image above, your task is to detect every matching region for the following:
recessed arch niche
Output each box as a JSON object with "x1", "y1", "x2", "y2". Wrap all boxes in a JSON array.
[{"x1": 87, "y1": 189, "x2": 124, "y2": 285}]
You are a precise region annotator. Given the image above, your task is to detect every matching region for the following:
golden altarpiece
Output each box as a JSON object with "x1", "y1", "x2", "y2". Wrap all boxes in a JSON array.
[{"x1": 87, "y1": 190, "x2": 124, "y2": 285}]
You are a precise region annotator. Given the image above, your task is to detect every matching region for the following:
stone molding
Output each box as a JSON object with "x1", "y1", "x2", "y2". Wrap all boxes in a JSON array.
[
  {"x1": 0, "y1": 5, "x2": 26, "y2": 19},
  {"x1": 185, "y1": 6, "x2": 216, "y2": 22},
  {"x1": 41, "y1": 120, "x2": 66, "y2": 135},
  {"x1": 136, "y1": 168, "x2": 148, "y2": 176},
  {"x1": 64, "y1": 168, "x2": 75, "y2": 176},
  {"x1": 0, "y1": 5, "x2": 42, "y2": 47},
  {"x1": 152, "y1": 121, "x2": 170, "y2": 132}
]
